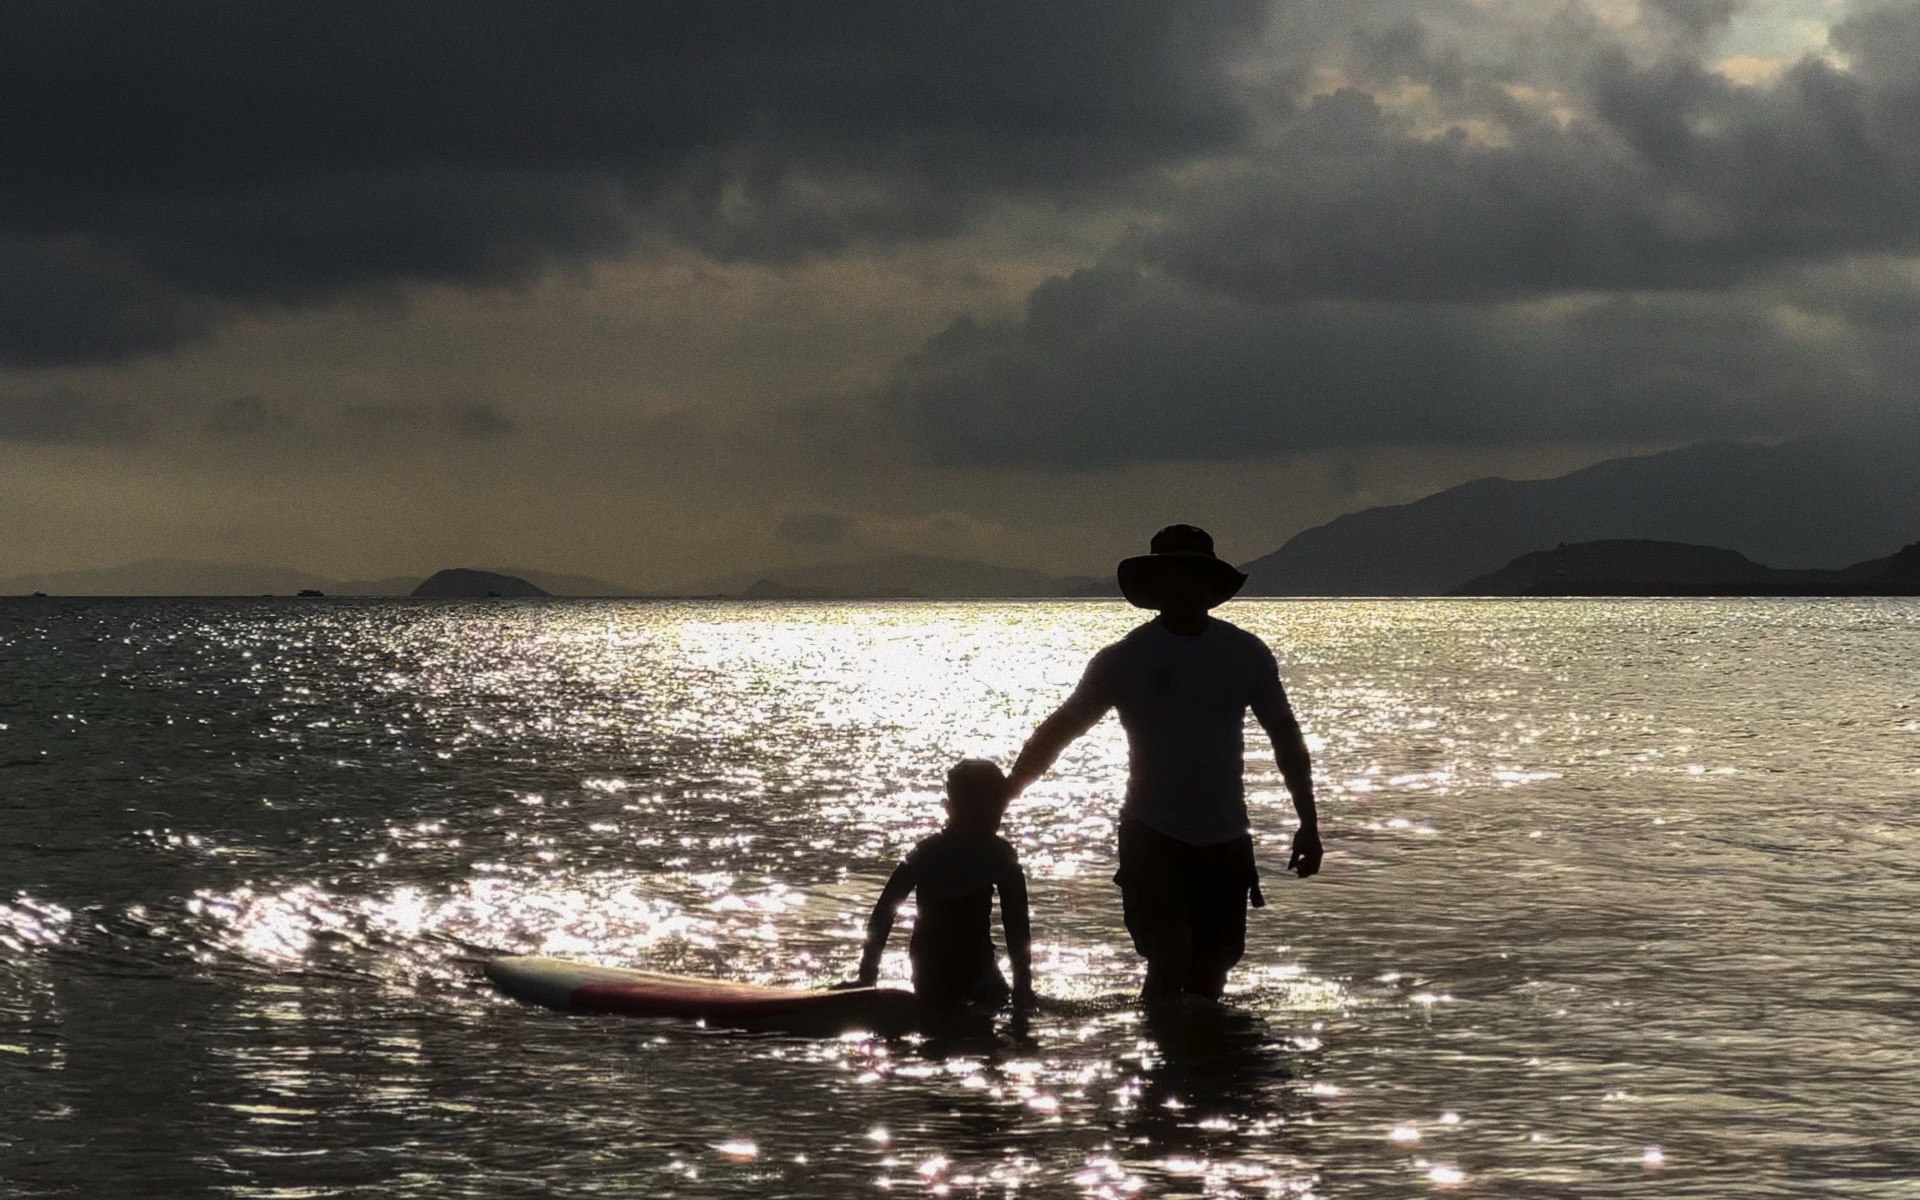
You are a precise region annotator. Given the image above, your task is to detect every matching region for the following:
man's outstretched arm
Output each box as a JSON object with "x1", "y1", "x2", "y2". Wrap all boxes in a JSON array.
[
  {"x1": 1253, "y1": 685, "x2": 1321, "y2": 878},
  {"x1": 1008, "y1": 650, "x2": 1113, "y2": 796},
  {"x1": 1008, "y1": 700, "x2": 1106, "y2": 796}
]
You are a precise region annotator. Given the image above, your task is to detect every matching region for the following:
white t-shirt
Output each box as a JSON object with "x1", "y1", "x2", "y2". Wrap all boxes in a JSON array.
[{"x1": 1060, "y1": 617, "x2": 1295, "y2": 846}]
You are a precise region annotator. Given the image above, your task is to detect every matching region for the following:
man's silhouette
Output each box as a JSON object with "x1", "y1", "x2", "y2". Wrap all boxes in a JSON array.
[{"x1": 1009, "y1": 525, "x2": 1321, "y2": 1002}]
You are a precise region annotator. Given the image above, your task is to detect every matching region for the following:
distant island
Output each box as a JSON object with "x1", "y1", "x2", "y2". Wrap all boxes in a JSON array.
[
  {"x1": 1454, "y1": 539, "x2": 1920, "y2": 596},
  {"x1": 410, "y1": 569, "x2": 549, "y2": 598}
]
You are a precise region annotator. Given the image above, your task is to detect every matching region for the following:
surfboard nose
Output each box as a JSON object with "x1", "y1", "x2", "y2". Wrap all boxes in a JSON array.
[{"x1": 485, "y1": 955, "x2": 590, "y2": 1011}]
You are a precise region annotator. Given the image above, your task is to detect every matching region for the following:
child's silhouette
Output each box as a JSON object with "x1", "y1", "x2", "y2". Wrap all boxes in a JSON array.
[{"x1": 845, "y1": 759, "x2": 1034, "y2": 1009}]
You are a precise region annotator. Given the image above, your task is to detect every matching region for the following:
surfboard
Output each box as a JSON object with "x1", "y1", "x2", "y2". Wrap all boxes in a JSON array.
[{"x1": 483, "y1": 955, "x2": 924, "y2": 1035}]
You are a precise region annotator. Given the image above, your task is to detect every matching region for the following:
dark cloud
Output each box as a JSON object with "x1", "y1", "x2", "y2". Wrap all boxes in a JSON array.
[
  {"x1": 0, "y1": 239, "x2": 213, "y2": 365},
  {"x1": 851, "y1": 3, "x2": 1920, "y2": 468},
  {"x1": 0, "y1": 0, "x2": 1263, "y2": 363},
  {"x1": 0, "y1": 388, "x2": 147, "y2": 444},
  {"x1": 1135, "y1": 15, "x2": 1920, "y2": 305},
  {"x1": 12, "y1": 0, "x2": 1920, "y2": 487},
  {"x1": 885, "y1": 266, "x2": 1891, "y2": 467}
]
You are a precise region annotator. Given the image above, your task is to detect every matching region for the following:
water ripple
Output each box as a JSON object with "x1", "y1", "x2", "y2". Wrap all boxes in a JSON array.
[{"x1": 2, "y1": 597, "x2": 1918, "y2": 1195}]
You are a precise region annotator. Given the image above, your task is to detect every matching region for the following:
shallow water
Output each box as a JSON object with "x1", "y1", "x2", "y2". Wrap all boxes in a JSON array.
[{"x1": 3, "y1": 597, "x2": 1918, "y2": 1198}]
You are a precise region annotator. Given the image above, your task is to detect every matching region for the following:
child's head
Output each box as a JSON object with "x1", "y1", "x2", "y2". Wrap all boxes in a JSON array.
[{"x1": 943, "y1": 758, "x2": 1010, "y2": 832}]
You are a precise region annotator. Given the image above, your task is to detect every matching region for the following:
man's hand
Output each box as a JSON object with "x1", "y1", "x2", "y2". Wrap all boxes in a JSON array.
[{"x1": 1288, "y1": 826, "x2": 1323, "y2": 878}]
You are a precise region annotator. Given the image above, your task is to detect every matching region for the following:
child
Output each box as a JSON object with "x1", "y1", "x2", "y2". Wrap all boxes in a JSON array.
[{"x1": 847, "y1": 759, "x2": 1035, "y2": 1009}]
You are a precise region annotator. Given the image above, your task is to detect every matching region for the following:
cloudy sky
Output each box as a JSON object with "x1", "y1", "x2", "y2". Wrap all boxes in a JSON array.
[{"x1": 3, "y1": 0, "x2": 1915, "y2": 588}]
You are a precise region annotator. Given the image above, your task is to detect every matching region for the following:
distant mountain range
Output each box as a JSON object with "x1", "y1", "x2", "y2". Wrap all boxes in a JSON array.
[
  {"x1": 0, "y1": 554, "x2": 1098, "y2": 599},
  {"x1": 0, "y1": 560, "x2": 638, "y2": 597},
  {"x1": 1454, "y1": 539, "x2": 1920, "y2": 595},
  {"x1": 1240, "y1": 430, "x2": 1920, "y2": 595},
  {"x1": 13, "y1": 431, "x2": 1920, "y2": 599}
]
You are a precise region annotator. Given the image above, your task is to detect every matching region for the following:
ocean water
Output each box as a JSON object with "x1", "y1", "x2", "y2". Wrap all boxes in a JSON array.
[{"x1": 2, "y1": 597, "x2": 1917, "y2": 1199}]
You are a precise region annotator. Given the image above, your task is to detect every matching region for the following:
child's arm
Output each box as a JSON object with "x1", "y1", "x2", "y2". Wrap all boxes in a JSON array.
[
  {"x1": 998, "y1": 864, "x2": 1034, "y2": 1007},
  {"x1": 852, "y1": 860, "x2": 918, "y2": 986}
]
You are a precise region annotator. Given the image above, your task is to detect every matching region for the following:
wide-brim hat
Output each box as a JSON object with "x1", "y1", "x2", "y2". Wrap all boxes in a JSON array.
[{"x1": 1117, "y1": 524, "x2": 1248, "y2": 610}]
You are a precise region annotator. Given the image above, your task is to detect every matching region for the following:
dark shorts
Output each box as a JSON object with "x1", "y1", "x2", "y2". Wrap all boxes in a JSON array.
[{"x1": 1114, "y1": 820, "x2": 1262, "y2": 967}]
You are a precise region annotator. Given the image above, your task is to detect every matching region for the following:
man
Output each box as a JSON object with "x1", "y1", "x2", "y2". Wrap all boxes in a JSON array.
[{"x1": 1008, "y1": 524, "x2": 1321, "y2": 1003}]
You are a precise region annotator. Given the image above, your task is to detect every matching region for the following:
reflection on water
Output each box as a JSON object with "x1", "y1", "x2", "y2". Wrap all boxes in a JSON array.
[{"x1": 3, "y1": 597, "x2": 1920, "y2": 1196}]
